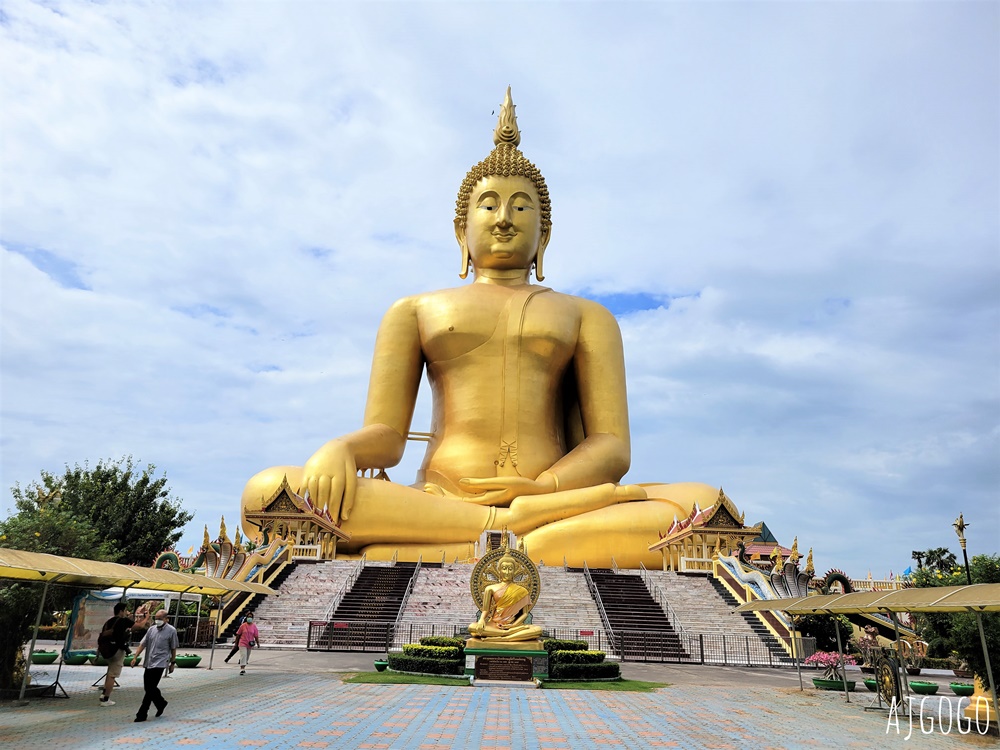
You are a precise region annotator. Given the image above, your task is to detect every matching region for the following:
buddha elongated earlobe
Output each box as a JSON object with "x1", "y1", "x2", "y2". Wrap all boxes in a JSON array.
[
  {"x1": 459, "y1": 243, "x2": 470, "y2": 279},
  {"x1": 534, "y1": 248, "x2": 545, "y2": 281}
]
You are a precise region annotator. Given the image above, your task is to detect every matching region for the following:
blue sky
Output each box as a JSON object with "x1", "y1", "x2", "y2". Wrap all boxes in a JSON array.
[{"x1": 1, "y1": 1, "x2": 997, "y2": 578}]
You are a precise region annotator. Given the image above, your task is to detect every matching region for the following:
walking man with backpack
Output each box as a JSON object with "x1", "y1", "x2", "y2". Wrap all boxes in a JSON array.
[
  {"x1": 130, "y1": 609, "x2": 179, "y2": 722},
  {"x1": 97, "y1": 602, "x2": 147, "y2": 707}
]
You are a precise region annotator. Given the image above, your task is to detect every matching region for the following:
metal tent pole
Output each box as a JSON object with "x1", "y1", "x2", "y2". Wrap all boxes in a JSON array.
[
  {"x1": 207, "y1": 594, "x2": 228, "y2": 670},
  {"x1": 974, "y1": 611, "x2": 999, "y2": 731},
  {"x1": 195, "y1": 595, "x2": 203, "y2": 645},
  {"x1": 889, "y1": 612, "x2": 911, "y2": 709},
  {"x1": 834, "y1": 616, "x2": 850, "y2": 703},
  {"x1": 791, "y1": 619, "x2": 803, "y2": 691},
  {"x1": 18, "y1": 579, "x2": 52, "y2": 703}
]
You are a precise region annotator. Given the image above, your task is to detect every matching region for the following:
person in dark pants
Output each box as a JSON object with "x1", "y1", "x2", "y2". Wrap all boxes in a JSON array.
[{"x1": 130, "y1": 609, "x2": 179, "y2": 722}]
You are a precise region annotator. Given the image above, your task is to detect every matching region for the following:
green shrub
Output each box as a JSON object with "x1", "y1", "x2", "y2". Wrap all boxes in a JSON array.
[
  {"x1": 402, "y1": 644, "x2": 461, "y2": 659},
  {"x1": 922, "y1": 657, "x2": 951, "y2": 670},
  {"x1": 388, "y1": 653, "x2": 463, "y2": 675},
  {"x1": 542, "y1": 639, "x2": 588, "y2": 654},
  {"x1": 419, "y1": 636, "x2": 465, "y2": 649},
  {"x1": 550, "y1": 661, "x2": 620, "y2": 680},
  {"x1": 37, "y1": 626, "x2": 68, "y2": 641},
  {"x1": 550, "y1": 649, "x2": 606, "y2": 665}
]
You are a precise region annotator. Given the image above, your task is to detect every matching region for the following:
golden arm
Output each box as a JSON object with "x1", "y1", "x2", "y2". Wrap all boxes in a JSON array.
[{"x1": 300, "y1": 297, "x2": 424, "y2": 520}]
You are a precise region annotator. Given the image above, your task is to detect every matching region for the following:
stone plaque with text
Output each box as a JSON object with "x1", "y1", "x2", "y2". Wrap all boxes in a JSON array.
[{"x1": 474, "y1": 655, "x2": 533, "y2": 682}]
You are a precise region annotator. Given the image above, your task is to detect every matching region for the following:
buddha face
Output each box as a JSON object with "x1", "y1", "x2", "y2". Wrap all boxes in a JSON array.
[
  {"x1": 456, "y1": 175, "x2": 550, "y2": 275},
  {"x1": 498, "y1": 556, "x2": 516, "y2": 582}
]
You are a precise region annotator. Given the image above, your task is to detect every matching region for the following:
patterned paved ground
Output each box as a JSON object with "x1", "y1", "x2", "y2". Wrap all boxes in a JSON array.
[{"x1": 1, "y1": 659, "x2": 995, "y2": 749}]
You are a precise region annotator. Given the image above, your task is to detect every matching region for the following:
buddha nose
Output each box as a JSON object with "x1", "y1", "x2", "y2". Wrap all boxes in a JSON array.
[{"x1": 495, "y1": 202, "x2": 512, "y2": 228}]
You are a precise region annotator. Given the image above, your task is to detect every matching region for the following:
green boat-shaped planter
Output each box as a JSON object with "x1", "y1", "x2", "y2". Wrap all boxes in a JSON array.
[
  {"x1": 950, "y1": 682, "x2": 975, "y2": 697},
  {"x1": 909, "y1": 681, "x2": 939, "y2": 695},
  {"x1": 812, "y1": 678, "x2": 856, "y2": 691},
  {"x1": 62, "y1": 652, "x2": 92, "y2": 666},
  {"x1": 123, "y1": 654, "x2": 142, "y2": 667},
  {"x1": 30, "y1": 650, "x2": 59, "y2": 665},
  {"x1": 89, "y1": 654, "x2": 109, "y2": 667},
  {"x1": 863, "y1": 678, "x2": 879, "y2": 692},
  {"x1": 174, "y1": 654, "x2": 201, "y2": 668}
]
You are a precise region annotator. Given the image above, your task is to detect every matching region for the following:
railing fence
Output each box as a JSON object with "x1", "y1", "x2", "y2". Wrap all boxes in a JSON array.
[{"x1": 304, "y1": 620, "x2": 814, "y2": 666}]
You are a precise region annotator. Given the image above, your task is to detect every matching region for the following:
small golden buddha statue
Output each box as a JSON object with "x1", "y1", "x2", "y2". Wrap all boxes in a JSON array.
[
  {"x1": 468, "y1": 541, "x2": 542, "y2": 642},
  {"x1": 241, "y1": 88, "x2": 718, "y2": 567}
]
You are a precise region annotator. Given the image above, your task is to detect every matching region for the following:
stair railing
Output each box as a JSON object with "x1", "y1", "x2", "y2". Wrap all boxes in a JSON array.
[
  {"x1": 391, "y1": 555, "x2": 423, "y2": 647},
  {"x1": 611, "y1": 557, "x2": 619, "y2": 574},
  {"x1": 638, "y1": 562, "x2": 688, "y2": 641},
  {"x1": 583, "y1": 561, "x2": 618, "y2": 656},
  {"x1": 323, "y1": 553, "x2": 367, "y2": 621},
  {"x1": 389, "y1": 549, "x2": 398, "y2": 567}
]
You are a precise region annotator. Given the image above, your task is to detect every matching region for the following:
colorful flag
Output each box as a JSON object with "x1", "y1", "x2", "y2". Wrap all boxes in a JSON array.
[
  {"x1": 903, "y1": 566, "x2": 912, "y2": 577},
  {"x1": 187, "y1": 546, "x2": 194, "y2": 555}
]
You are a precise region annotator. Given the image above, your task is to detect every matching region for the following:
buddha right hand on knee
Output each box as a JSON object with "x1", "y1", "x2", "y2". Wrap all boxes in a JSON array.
[{"x1": 300, "y1": 440, "x2": 358, "y2": 522}]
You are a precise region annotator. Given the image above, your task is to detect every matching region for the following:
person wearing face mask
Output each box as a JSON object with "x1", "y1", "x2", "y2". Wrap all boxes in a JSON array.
[
  {"x1": 223, "y1": 615, "x2": 249, "y2": 664},
  {"x1": 232, "y1": 614, "x2": 260, "y2": 676},
  {"x1": 130, "y1": 609, "x2": 179, "y2": 722}
]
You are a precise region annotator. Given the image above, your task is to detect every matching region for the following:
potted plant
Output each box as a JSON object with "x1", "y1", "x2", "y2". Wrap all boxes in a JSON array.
[
  {"x1": 856, "y1": 626, "x2": 880, "y2": 675},
  {"x1": 950, "y1": 682, "x2": 974, "y2": 697},
  {"x1": 909, "y1": 680, "x2": 939, "y2": 695},
  {"x1": 373, "y1": 655, "x2": 389, "y2": 672},
  {"x1": 62, "y1": 652, "x2": 91, "y2": 666},
  {"x1": 863, "y1": 678, "x2": 879, "y2": 692},
  {"x1": 900, "y1": 638, "x2": 928, "y2": 676},
  {"x1": 804, "y1": 651, "x2": 857, "y2": 691},
  {"x1": 30, "y1": 649, "x2": 59, "y2": 665},
  {"x1": 949, "y1": 651, "x2": 973, "y2": 679},
  {"x1": 123, "y1": 653, "x2": 142, "y2": 667},
  {"x1": 174, "y1": 653, "x2": 201, "y2": 668}
]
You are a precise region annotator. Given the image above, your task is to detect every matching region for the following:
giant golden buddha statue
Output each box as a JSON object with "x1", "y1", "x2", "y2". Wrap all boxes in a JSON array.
[{"x1": 241, "y1": 88, "x2": 720, "y2": 568}]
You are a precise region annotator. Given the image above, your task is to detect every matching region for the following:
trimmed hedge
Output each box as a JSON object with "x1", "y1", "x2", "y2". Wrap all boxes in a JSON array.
[
  {"x1": 402, "y1": 644, "x2": 461, "y2": 659},
  {"x1": 542, "y1": 639, "x2": 588, "y2": 654},
  {"x1": 420, "y1": 636, "x2": 465, "y2": 655},
  {"x1": 550, "y1": 649, "x2": 606, "y2": 665},
  {"x1": 922, "y1": 657, "x2": 952, "y2": 670},
  {"x1": 38, "y1": 626, "x2": 69, "y2": 641},
  {"x1": 549, "y1": 662, "x2": 621, "y2": 680},
  {"x1": 388, "y1": 654, "x2": 464, "y2": 675}
]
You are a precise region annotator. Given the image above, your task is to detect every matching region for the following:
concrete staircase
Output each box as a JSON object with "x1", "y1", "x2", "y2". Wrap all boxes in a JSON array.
[
  {"x1": 397, "y1": 564, "x2": 477, "y2": 629},
  {"x1": 251, "y1": 560, "x2": 358, "y2": 648},
  {"x1": 644, "y1": 569, "x2": 791, "y2": 664},
  {"x1": 533, "y1": 566, "x2": 608, "y2": 645}
]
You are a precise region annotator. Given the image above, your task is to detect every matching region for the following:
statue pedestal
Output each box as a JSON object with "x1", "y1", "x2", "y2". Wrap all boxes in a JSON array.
[{"x1": 465, "y1": 639, "x2": 547, "y2": 685}]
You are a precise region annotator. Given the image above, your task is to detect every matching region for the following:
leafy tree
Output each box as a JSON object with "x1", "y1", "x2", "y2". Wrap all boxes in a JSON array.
[
  {"x1": 0, "y1": 494, "x2": 114, "y2": 689},
  {"x1": 1, "y1": 457, "x2": 193, "y2": 690},
  {"x1": 795, "y1": 614, "x2": 854, "y2": 653},
  {"x1": 912, "y1": 553, "x2": 1000, "y2": 690},
  {"x1": 10, "y1": 456, "x2": 193, "y2": 565},
  {"x1": 921, "y1": 547, "x2": 958, "y2": 573}
]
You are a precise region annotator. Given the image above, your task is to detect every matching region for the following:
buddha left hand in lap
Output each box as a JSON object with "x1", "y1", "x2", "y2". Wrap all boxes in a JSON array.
[{"x1": 241, "y1": 89, "x2": 707, "y2": 567}]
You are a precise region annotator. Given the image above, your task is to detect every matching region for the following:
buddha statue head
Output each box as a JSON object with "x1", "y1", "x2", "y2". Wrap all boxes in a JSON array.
[
  {"x1": 497, "y1": 553, "x2": 518, "y2": 582},
  {"x1": 455, "y1": 87, "x2": 552, "y2": 280}
]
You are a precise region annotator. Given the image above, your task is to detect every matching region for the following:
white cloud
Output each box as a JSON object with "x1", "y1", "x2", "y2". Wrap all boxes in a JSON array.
[{"x1": 2, "y1": 0, "x2": 997, "y2": 577}]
